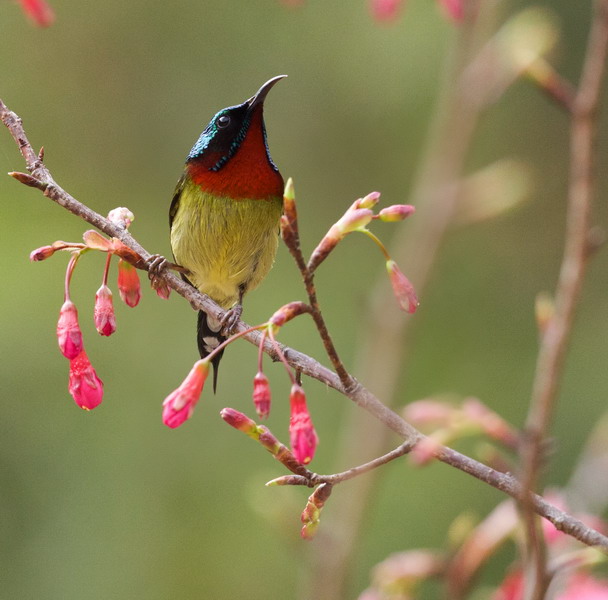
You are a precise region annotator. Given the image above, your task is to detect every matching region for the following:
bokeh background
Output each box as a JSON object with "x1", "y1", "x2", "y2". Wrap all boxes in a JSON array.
[{"x1": 2, "y1": 1, "x2": 608, "y2": 598}]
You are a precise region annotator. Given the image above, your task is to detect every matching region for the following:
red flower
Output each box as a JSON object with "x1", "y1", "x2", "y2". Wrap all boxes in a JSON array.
[
  {"x1": 253, "y1": 372, "x2": 272, "y2": 419},
  {"x1": 56, "y1": 300, "x2": 83, "y2": 360},
  {"x1": 162, "y1": 360, "x2": 209, "y2": 428},
  {"x1": 68, "y1": 350, "x2": 103, "y2": 410},
  {"x1": 94, "y1": 284, "x2": 116, "y2": 336},
  {"x1": 19, "y1": 0, "x2": 54, "y2": 27},
  {"x1": 386, "y1": 259, "x2": 419, "y2": 313},
  {"x1": 289, "y1": 384, "x2": 318, "y2": 464},
  {"x1": 117, "y1": 259, "x2": 141, "y2": 308}
]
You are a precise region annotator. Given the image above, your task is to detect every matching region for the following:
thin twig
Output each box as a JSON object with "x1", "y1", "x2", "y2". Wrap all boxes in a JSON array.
[
  {"x1": 2, "y1": 97, "x2": 608, "y2": 556},
  {"x1": 520, "y1": 2, "x2": 608, "y2": 598},
  {"x1": 282, "y1": 211, "x2": 354, "y2": 389},
  {"x1": 277, "y1": 440, "x2": 415, "y2": 487}
]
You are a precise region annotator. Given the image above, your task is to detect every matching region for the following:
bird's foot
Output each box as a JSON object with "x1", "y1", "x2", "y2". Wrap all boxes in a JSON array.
[
  {"x1": 147, "y1": 253, "x2": 170, "y2": 278},
  {"x1": 220, "y1": 304, "x2": 243, "y2": 336}
]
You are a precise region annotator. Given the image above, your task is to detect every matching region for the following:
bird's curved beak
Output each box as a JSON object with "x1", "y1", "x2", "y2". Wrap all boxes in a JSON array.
[{"x1": 247, "y1": 75, "x2": 287, "y2": 109}]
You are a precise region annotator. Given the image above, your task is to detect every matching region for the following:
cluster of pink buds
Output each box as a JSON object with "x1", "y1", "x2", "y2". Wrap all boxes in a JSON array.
[
  {"x1": 306, "y1": 190, "x2": 419, "y2": 314},
  {"x1": 19, "y1": 0, "x2": 54, "y2": 27},
  {"x1": 29, "y1": 207, "x2": 144, "y2": 410},
  {"x1": 404, "y1": 397, "x2": 520, "y2": 465}
]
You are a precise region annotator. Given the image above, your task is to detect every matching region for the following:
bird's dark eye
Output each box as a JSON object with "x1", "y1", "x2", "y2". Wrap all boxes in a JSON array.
[{"x1": 217, "y1": 115, "x2": 231, "y2": 128}]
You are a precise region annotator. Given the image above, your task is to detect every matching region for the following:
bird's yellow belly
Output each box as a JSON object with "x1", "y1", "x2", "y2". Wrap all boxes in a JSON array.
[{"x1": 170, "y1": 185, "x2": 282, "y2": 308}]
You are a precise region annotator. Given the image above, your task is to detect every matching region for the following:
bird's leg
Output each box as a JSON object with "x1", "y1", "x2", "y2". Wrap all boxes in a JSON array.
[{"x1": 220, "y1": 287, "x2": 245, "y2": 335}]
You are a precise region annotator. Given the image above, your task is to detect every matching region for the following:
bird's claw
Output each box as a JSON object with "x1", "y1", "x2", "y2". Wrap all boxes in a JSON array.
[
  {"x1": 147, "y1": 254, "x2": 169, "y2": 281},
  {"x1": 220, "y1": 304, "x2": 243, "y2": 336}
]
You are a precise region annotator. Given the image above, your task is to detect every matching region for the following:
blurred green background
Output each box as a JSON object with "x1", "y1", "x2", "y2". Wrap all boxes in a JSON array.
[{"x1": 2, "y1": 0, "x2": 608, "y2": 598}]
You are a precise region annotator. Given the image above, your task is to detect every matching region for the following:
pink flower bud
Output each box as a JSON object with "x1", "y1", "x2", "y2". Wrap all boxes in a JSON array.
[
  {"x1": 68, "y1": 350, "x2": 103, "y2": 410},
  {"x1": 117, "y1": 259, "x2": 141, "y2": 308},
  {"x1": 19, "y1": 0, "x2": 54, "y2": 27},
  {"x1": 253, "y1": 372, "x2": 271, "y2": 419},
  {"x1": 56, "y1": 300, "x2": 83, "y2": 359},
  {"x1": 386, "y1": 259, "x2": 419, "y2": 313},
  {"x1": 370, "y1": 0, "x2": 405, "y2": 22},
  {"x1": 152, "y1": 279, "x2": 171, "y2": 300},
  {"x1": 162, "y1": 360, "x2": 209, "y2": 428},
  {"x1": 30, "y1": 245, "x2": 56, "y2": 261},
  {"x1": 289, "y1": 384, "x2": 318, "y2": 465},
  {"x1": 107, "y1": 207, "x2": 134, "y2": 229},
  {"x1": 335, "y1": 208, "x2": 374, "y2": 235},
  {"x1": 378, "y1": 204, "x2": 416, "y2": 222},
  {"x1": 94, "y1": 285, "x2": 116, "y2": 336},
  {"x1": 301, "y1": 483, "x2": 332, "y2": 540},
  {"x1": 220, "y1": 407, "x2": 259, "y2": 435},
  {"x1": 354, "y1": 191, "x2": 381, "y2": 209}
]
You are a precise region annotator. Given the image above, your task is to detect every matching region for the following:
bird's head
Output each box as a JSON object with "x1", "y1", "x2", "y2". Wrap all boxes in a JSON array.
[{"x1": 186, "y1": 75, "x2": 286, "y2": 199}]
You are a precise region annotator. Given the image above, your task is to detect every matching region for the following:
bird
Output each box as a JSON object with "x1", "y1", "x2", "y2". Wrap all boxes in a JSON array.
[{"x1": 151, "y1": 76, "x2": 286, "y2": 392}]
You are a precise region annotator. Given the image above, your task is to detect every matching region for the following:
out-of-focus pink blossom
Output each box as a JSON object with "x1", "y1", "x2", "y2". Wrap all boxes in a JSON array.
[
  {"x1": 19, "y1": 0, "x2": 54, "y2": 27},
  {"x1": 386, "y1": 259, "x2": 419, "y2": 313},
  {"x1": 68, "y1": 350, "x2": 103, "y2": 410},
  {"x1": 289, "y1": 384, "x2": 318, "y2": 464},
  {"x1": 56, "y1": 300, "x2": 83, "y2": 359},
  {"x1": 493, "y1": 570, "x2": 524, "y2": 600},
  {"x1": 253, "y1": 372, "x2": 271, "y2": 418},
  {"x1": 162, "y1": 360, "x2": 209, "y2": 428},
  {"x1": 117, "y1": 259, "x2": 141, "y2": 308},
  {"x1": 410, "y1": 436, "x2": 442, "y2": 465},
  {"x1": 559, "y1": 574, "x2": 608, "y2": 600},
  {"x1": 437, "y1": 0, "x2": 464, "y2": 21},
  {"x1": 94, "y1": 284, "x2": 116, "y2": 336},
  {"x1": 370, "y1": 0, "x2": 405, "y2": 22}
]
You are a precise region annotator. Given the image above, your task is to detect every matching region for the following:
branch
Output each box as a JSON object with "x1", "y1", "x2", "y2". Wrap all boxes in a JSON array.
[
  {"x1": 520, "y1": 1, "x2": 608, "y2": 596},
  {"x1": 2, "y1": 97, "x2": 608, "y2": 556}
]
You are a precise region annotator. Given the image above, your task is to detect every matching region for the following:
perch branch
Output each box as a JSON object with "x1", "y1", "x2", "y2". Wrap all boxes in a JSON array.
[{"x1": 2, "y1": 97, "x2": 608, "y2": 555}]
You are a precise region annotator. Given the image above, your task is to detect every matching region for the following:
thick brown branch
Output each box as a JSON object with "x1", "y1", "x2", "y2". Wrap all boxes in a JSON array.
[{"x1": 2, "y1": 97, "x2": 608, "y2": 556}]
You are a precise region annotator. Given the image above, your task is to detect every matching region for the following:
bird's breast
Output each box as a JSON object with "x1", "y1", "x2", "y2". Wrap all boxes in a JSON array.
[{"x1": 170, "y1": 179, "x2": 283, "y2": 308}]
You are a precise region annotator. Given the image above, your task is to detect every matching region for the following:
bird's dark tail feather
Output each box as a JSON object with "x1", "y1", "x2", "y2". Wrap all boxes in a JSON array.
[{"x1": 197, "y1": 310, "x2": 226, "y2": 393}]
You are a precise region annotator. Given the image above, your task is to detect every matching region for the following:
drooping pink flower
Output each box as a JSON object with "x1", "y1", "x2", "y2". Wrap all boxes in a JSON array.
[
  {"x1": 253, "y1": 372, "x2": 271, "y2": 419},
  {"x1": 94, "y1": 284, "x2": 116, "y2": 336},
  {"x1": 117, "y1": 259, "x2": 141, "y2": 308},
  {"x1": 289, "y1": 384, "x2": 318, "y2": 464},
  {"x1": 19, "y1": 0, "x2": 54, "y2": 27},
  {"x1": 56, "y1": 300, "x2": 83, "y2": 359},
  {"x1": 162, "y1": 360, "x2": 209, "y2": 428},
  {"x1": 68, "y1": 350, "x2": 103, "y2": 410},
  {"x1": 370, "y1": 0, "x2": 405, "y2": 22},
  {"x1": 386, "y1": 259, "x2": 419, "y2": 313}
]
